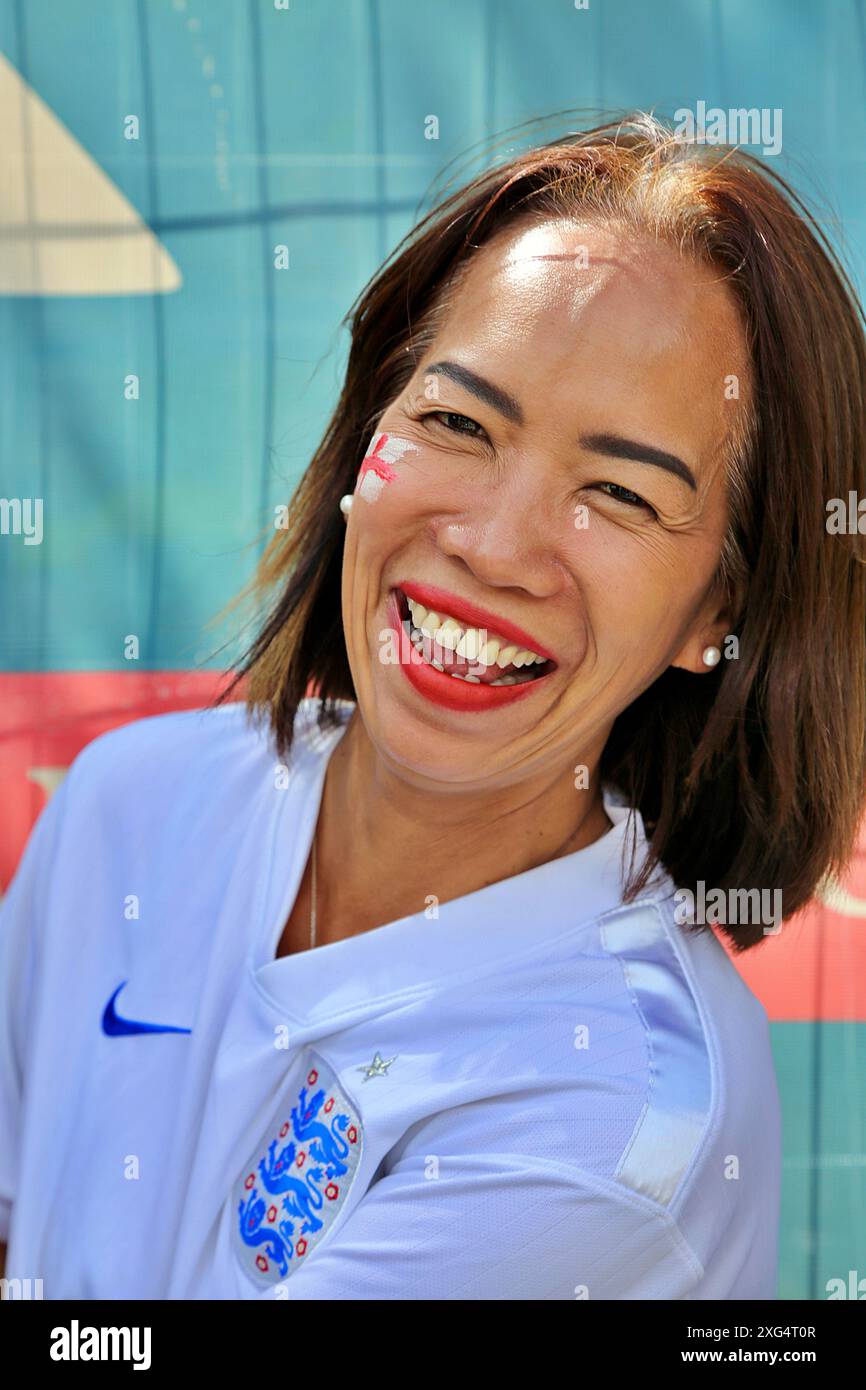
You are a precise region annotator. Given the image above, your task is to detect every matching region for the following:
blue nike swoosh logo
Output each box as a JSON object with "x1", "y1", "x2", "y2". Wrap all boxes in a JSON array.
[{"x1": 102, "y1": 981, "x2": 192, "y2": 1036}]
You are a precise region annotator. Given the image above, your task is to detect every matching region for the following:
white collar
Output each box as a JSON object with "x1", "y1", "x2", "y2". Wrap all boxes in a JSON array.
[{"x1": 251, "y1": 699, "x2": 670, "y2": 1026}]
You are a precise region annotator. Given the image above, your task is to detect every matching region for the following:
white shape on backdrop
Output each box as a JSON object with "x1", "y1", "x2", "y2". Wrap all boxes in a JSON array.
[{"x1": 0, "y1": 51, "x2": 181, "y2": 295}]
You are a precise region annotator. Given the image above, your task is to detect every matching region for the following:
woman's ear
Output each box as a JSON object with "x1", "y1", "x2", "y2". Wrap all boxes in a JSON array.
[
  {"x1": 669, "y1": 638, "x2": 728, "y2": 675},
  {"x1": 669, "y1": 585, "x2": 738, "y2": 676}
]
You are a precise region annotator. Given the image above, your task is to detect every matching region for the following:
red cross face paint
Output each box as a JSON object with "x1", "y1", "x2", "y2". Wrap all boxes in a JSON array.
[{"x1": 356, "y1": 431, "x2": 420, "y2": 502}]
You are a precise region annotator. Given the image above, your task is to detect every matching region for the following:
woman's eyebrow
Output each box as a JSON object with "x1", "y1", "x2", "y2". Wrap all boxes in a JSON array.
[
  {"x1": 423, "y1": 360, "x2": 697, "y2": 491},
  {"x1": 579, "y1": 432, "x2": 698, "y2": 491},
  {"x1": 424, "y1": 360, "x2": 523, "y2": 424}
]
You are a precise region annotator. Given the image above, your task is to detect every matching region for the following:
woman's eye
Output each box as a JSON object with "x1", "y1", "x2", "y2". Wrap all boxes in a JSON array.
[
  {"x1": 594, "y1": 481, "x2": 657, "y2": 515},
  {"x1": 425, "y1": 411, "x2": 486, "y2": 439}
]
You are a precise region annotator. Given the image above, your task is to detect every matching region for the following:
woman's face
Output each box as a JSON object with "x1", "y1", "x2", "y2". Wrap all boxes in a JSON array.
[{"x1": 341, "y1": 217, "x2": 751, "y2": 789}]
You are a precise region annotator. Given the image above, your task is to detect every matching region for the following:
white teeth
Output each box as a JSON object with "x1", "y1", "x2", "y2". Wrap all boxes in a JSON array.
[
  {"x1": 418, "y1": 609, "x2": 440, "y2": 636},
  {"x1": 403, "y1": 593, "x2": 548, "y2": 676},
  {"x1": 437, "y1": 618, "x2": 463, "y2": 650},
  {"x1": 418, "y1": 651, "x2": 536, "y2": 687},
  {"x1": 400, "y1": 592, "x2": 547, "y2": 689},
  {"x1": 455, "y1": 628, "x2": 482, "y2": 661}
]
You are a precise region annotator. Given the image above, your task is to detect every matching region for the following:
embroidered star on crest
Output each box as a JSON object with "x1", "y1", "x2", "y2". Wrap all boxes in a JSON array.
[{"x1": 358, "y1": 1051, "x2": 396, "y2": 1081}]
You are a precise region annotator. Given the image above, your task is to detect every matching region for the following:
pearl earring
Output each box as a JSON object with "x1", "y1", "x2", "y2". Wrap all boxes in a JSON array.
[
  {"x1": 339, "y1": 494, "x2": 354, "y2": 517},
  {"x1": 702, "y1": 645, "x2": 721, "y2": 667}
]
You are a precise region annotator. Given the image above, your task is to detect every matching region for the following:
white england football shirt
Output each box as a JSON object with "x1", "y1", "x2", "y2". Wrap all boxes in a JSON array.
[{"x1": 0, "y1": 697, "x2": 781, "y2": 1299}]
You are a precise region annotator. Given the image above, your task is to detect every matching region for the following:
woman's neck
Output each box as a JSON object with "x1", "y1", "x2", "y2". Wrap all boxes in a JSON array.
[{"x1": 312, "y1": 711, "x2": 613, "y2": 938}]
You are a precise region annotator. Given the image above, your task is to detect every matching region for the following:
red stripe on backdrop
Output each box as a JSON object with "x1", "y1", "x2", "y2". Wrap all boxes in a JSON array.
[
  {"x1": 690, "y1": 825, "x2": 866, "y2": 1021},
  {"x1": 718, "y1": 882, "x2": 866, "y2": 1023},
  {"x1": 1, "y1": 671, "x2": 864, "y2": 1021},
  {"x1": 0, "y1": 671, "x2": 241, "y2": 892}
]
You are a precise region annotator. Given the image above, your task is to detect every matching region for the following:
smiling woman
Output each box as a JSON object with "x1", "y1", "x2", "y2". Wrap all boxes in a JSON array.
[
  {"x1": 236, "y1": 113, "x2": 866, "y2": 943},
  {"x1": 1, "y1": 112, "x2": 865, "y2": 1303}
]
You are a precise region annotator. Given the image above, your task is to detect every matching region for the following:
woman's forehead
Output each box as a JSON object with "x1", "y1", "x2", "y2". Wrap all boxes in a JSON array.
[
  {"x1": 418, "y1": 225, "x2": 750, "y2": 475},
  {"x1": 443, "y1": 220, "x2": 747, "y2": 362}
]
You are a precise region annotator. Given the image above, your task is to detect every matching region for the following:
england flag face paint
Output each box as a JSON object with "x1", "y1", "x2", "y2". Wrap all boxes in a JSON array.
[{"x1": 356, "y1": 431, "x2": 419, "y2": 502}]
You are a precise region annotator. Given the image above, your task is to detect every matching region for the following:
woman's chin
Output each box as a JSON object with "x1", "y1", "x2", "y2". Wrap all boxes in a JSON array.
[{"x1": 358, "y1": 658, "x2": 545, "y2": 787}]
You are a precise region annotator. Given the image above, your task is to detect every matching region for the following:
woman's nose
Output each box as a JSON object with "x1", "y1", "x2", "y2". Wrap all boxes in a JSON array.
[{"x1": 431, "y1": 473, "x2": 564, "y2": 596}]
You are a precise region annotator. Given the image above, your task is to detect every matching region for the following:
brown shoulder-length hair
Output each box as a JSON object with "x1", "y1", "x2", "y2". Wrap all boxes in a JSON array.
[{"x1": 221, "y1": 111, "x2": 866, "y2": 951}]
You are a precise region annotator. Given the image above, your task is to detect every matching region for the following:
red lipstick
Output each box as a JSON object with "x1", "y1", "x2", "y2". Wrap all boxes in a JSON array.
[{"x1": 386, "y1": 589, "x2": 556, "y2": 713}]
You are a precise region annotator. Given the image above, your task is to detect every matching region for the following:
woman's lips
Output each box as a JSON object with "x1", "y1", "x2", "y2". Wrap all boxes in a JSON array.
[
  {"x1": 396, "y1": 579, "x2": 556, "y2": 663},
  {"x1": 386, "y1": 590, "x2": 556, "y2": 712}
]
